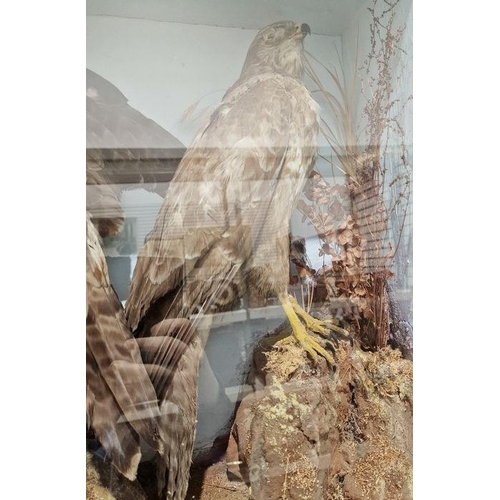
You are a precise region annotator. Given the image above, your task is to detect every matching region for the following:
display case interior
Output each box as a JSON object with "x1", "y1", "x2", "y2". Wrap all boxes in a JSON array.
[{"x1": 86, "y1": 1, "x2": 413, "y2": 498}]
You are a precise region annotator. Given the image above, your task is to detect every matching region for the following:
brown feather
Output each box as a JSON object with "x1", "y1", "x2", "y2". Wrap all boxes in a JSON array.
[
  {"x1": 86, "y1": 214, "x2": 163, "y2": 479},
  {"x1": 125, "y1": 74, "x2": 319, "y2": 331},
  {"x1": 135, "y1": 319, "x2": 202, "y2": 500},
  {"x1": 124, "y1": 21, "x2": 320, "y2": 498}
]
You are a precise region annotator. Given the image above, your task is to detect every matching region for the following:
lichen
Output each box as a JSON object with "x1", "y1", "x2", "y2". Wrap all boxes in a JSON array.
[
  {"x1": 254, "y1": 373, "x2": 318, "y2": 499},
  {"x1": 263, "y1": 339, "x2": 307, "y2": 383},
  {"x1": 357, "y1": 348, "x2": 413, "y2": 403},
  {"x1": 231, "y1": 331, "x2": 412, "y2": 500}
]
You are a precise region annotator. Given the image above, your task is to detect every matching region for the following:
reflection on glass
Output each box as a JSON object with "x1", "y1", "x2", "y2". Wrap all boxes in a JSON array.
[{"x1": 87, "y1": 1, "x2": 412, "y2": 498}]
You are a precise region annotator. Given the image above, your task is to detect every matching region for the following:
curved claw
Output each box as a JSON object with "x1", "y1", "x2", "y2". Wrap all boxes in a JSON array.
[
  {"x1": 280, "y1": 329, "x2": 335, "y2": 366},
  {"x1": 288, "y1": 296, "x2": 352, "y2": 345},
  {"x1": 277, "y1": 293, "x2": 358, "y2": 366},
  {"x1": 325, "y1": 340, "x2": 337, "y2": 355},
  {"x1": 290, "y1": 326, "x2": 335, "y2": 366},
  {"x1": 320, "y1": 320, "x2": 354, "y2": 347}
]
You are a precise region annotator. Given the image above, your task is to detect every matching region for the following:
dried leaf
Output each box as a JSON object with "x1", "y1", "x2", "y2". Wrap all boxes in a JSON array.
[
  {"x1": 345, "y1": 215, "x2": 356, "y2": 229},
  {"x1": 338, "y1": 229, "x2": 353, "y2": 246},
  {"x1": 345, "y1": 264, "x2": 358, "y2": 276},
  {"x1": 317, "y1": 195, "x2": 331, "y2": 205},
  {"x1": 352, "y1": 246, "x2": 362, "y2": 258},
  {"x1": 324, "y1": 232, "x2": 337, "y2": 244},
  {"x1": 338, "y1": 184, "x2": 350, "y2": 199},
  {"x1": 330, "y1": 198, "x2": 344, "y2": 219}
]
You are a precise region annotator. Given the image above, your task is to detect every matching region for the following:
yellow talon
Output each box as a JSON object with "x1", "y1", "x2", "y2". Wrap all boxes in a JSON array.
[
  {"x1": 279, "y1": 293, "x2": 335, "y2": 365},
  {"x1": 289, "y1": 295, "x2": 351, "y2": 340}
]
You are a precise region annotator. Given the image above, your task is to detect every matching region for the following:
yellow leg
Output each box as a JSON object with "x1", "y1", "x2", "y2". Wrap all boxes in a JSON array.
[
  {"x1": 289, "y1": 295, "x2": 351, "y2": 340},
  {"x1": 279, "y1": 293, "x2": 334, "y2": 365}
]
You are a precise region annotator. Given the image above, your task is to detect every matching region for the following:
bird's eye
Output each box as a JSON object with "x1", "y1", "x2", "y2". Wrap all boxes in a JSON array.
[{"x1": 264, "y1": 32, "x2": 275, "y2": 43}]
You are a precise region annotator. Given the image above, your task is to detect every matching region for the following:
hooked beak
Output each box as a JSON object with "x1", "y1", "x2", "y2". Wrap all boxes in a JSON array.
[{"x1": 301, "y1": 23, "x2": 311, "y2": 37}]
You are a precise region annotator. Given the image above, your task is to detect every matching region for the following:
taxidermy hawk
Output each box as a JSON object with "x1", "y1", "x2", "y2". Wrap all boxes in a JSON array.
[{"x1": 123, "y1": 20, "x2": 350, "y2": 499}]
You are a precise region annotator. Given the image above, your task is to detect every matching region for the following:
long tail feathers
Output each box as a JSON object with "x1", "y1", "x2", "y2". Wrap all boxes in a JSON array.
[{"x1": 138, "y1": 320, "x2": 203, "y2": 500}]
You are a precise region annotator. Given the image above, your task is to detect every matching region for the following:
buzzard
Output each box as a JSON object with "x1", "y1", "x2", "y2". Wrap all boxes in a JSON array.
[
  {"x1": 126, "y1": 20, "x2": 348, "y2": 361},
  {"x1": 124, "y1": 20, "x2": 350, "y2": 498}
]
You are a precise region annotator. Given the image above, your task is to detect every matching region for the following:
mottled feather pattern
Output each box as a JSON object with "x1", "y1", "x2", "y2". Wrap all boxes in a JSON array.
[
  {"x1": 125, "y1": 75, "x2": 319, "y2": 331},
  {"x1": 155, "y1": 338, "x2": 201, "y2": 500},
  {"x1": 86, "y1": 214, "x2": 163, "y2": 479},
  {"x1": 122, "y1": 21, "x2": 320, "y2": 498},
  {"x1": 135, "y1": 319, "x2": 203, "y2": 500},
  {"x1": 86, "y1": 340, "x2": 142, "y2": 480}
]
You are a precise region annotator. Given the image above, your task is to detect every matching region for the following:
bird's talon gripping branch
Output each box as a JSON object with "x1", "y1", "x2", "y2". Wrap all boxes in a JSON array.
[
  {"x1": 288, "y1": 295, "x2": 352, "y2": 344},
  {"x1": 296, "y1": 327, "x2": 334, "y2": 366},
  {"x1": 279, "y1": 293, "x2": 335, "y2": 365}
]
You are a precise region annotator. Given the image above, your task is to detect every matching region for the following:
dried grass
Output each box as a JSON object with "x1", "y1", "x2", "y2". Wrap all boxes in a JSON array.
[{"x1": 300, "y1": 0, "x2": 412, "y2": 351}]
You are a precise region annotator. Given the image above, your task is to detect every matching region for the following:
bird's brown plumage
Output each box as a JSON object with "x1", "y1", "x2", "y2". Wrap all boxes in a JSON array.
[
  {"x1": 126, "y1": 22, "x2": 319, "y2": 331},
  {"x1": 86, "y1": 213, "x2": 164, "y2": 480},
  {"x1": 124, "y1": 20, "x2": 320, "y2": 499}
]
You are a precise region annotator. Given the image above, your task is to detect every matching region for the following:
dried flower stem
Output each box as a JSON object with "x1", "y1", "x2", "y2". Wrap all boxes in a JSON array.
[{"x1": 302, "y1": 0, "x2": 412, "y2": 350}]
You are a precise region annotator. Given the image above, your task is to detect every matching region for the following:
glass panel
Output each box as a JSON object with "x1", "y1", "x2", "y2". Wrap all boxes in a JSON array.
[{"x1": 87, "y1": 1, "x2": 413, "y2": 498}]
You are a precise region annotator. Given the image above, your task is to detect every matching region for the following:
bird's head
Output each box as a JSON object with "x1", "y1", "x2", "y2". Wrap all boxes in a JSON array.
[{"x1": 240, "y1": 21, "x2": 311, "y2": 80}]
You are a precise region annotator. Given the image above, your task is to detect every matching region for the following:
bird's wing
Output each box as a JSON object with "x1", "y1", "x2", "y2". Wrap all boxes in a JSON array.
[
  {"x1": 134, "y1": 318, "x2": 203, "y2": 500},
  {"x1": 125, "y1": 74, "x2": 317, "y2": 330},
  {"x1": 86, "y1": 214, "x2": 163, "y2": 479}
]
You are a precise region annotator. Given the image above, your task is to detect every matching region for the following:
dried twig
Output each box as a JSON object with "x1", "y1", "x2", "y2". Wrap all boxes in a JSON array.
[{"x1": 301, "y1": 0, "x2": 412, "y2": 351}]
